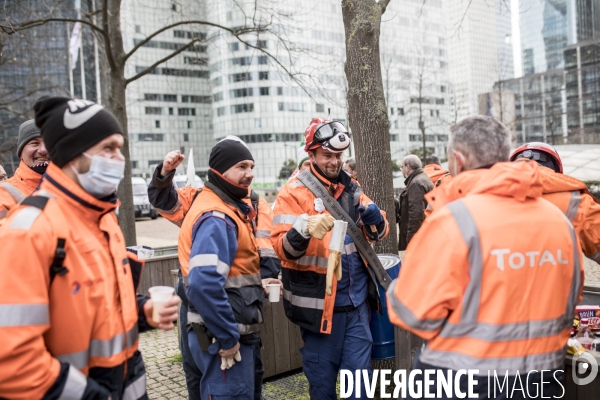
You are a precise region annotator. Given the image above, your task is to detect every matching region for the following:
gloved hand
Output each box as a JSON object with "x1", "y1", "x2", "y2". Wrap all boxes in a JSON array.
[
  {"x1": 325, "y1": 250, "x2": 342, "y2": 296},
  {"x1": 293, "y1": 214, "x2": 335, "y2": 239},
  {"x1": 358, "y1": 203, "x2": 383, "y2": 226},
  {"x1": 213, "y1": 339, "x2": 242, "y2": 370}
]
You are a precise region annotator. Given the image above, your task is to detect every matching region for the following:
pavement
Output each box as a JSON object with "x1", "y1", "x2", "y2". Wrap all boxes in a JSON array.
[
  {"x1": 140, "y1": 327, "x2": 310, "y2": 399},
  {"x1": 136, "y1": 217, "x2": 179, "y2": 248}
]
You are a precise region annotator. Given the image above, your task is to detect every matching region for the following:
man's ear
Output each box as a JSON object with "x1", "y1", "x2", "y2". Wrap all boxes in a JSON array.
[
  {"x1": 453, "y1": 150, "x2": 467, "y2": 173},
  {"x1": 308, "y1": 150, "x2": 316, "y2": 163}
]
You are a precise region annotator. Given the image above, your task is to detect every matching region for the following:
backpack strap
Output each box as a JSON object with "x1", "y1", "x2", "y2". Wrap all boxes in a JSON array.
[
  {"x1": 21, "y1": 194, "x2": 69, "y2": 283},
  {"x1": 250, "y1": 190, "x2": 260, "y2": 226}
]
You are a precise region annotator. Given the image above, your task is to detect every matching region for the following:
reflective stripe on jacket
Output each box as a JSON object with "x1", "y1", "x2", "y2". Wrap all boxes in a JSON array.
[
  {"x1": 0, "y1": 163, "x2": 143, "y2": 399},
  {"x1": 148, "y1": 163, "x2": 281, "y2": 278},
  {"x1": 271, "y1": 164, "x2": 389, "y2": 334},
  {"x1": 0, "y1": 160, "x2": 42, "y2": 220},
  {"x1": 537, "y1": 165, "x2": 600, "y2": 264},
  {"x1": 389, "y1": 161, "x2": 584, "y2": 374},
  {"x1": 178, "y1": 184, "x2": 263, "y2": 344}
]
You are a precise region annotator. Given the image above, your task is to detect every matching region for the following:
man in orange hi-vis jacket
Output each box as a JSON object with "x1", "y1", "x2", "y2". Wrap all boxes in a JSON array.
[
  {"x1": 387, "y1": 115, "x2": 583, "y2": 399},
  {"x1": 422, "y1": 154, "x2": 451, "y2": 187},
  {"x1": 510, "y1": 142, "x2": 600, "y2": 265},
  {"x1": 0, "y1": 97, "x2": 180, "y2": 399}
]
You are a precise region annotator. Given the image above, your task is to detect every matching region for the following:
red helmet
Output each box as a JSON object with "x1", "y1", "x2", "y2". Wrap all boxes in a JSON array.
[
  {"x1": 510, "y1": 142, "x2": 563, "y2": 173},
  {"x1": 304, "y1": 118, "x2": 351, "y2": 153}
]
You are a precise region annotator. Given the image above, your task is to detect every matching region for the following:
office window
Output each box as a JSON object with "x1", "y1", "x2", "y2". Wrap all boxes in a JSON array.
[
  {"x1": 149, "y1": 160, "x2": 163, "y2": 167},
  {"x1": 184, "y1": 56, "x2": 208, "y2": 65},
  {"x1": 155, "y1": 120, "x2": 160, "y2": 128},
  {"x1": 135, "y1": 25, "x2": 141, "y2": 33},
  {"x1": 398, "y1": 108, "x2": 404, "y2": 116},
  {"x1": 139, "y1": 133, "x2": 164, "y2": 141},
  {"x1": 131, "y1": 160, "x2": 139, "y2": 169},
  {"x1": 394, "y1": 120, "x2": 399, "y2": 129},
  {"x1": 229, "y1": 72, "x2": 252, "y2": 83},
  {"x1": 260, "y1": 87, "x2": 270, "y2": 96},
  {"x1": 183, "y1": 133, "x2": 189, "y2": 142},
  {"x1": 230, "y1": 103, "x2": 254, "y2": 114},
  {"x1": 169, "y1": 107, "x2": 173, "y2": 115},
  {"x1": 178, "y1": 108, "x2": 196, "y2": 116},
  {"x1": 145, "y1": 107, "x2": 162, "y2": 115},
  {"x1": 316, "y1": 104, "x2": 324, "y2": 112},
  {"x1": 259, "y1": 71, "x2": 269, "y2": 80},
  {"x1": 211, "y1": 76, "x2": 222, "y2": 87},
  {"x1": 182, "y1": 95, "x2": 211, "y2": 103},
  {"x1": 390, "y1": 107, "x2": 394, "y2": 116},
  {"x1": 257, "y1": 56, "x2": 267, "y2": 65},
  {"x1": 213, "y1": 92, "x2": 224, "y2": 102},
  {"x1": 230, "y1": 88, "x2": 253, "y2": 98},
  {"x1": 255, "y1": 118, "x2": 261, "y2": 128},
  {"x1": 187, "y1": 121, "x2": 192, "y2": 129},
  {"x1": 278, "y1": 102, "x2": 305, "y2": 112},
  {"x1": 171, "y1": 3, "x2": 177, "y2": 11},
  {"x1": 229, "y1": 43, "x2": 239, "y2": 51},
  {"x1": 217, "y1": 106, "x2": 226, "y2": 116},
  {"x1": 163, "y1": 94, "x2": 177, "y2": 102}
]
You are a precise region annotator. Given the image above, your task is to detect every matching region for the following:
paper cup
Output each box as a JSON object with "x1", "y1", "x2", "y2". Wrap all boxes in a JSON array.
[
  {"x1": 267, "y1": 283, "x2": 281, "y2": 302},
  {"x1": 148, "y1": 286, "x2": 174, "y2": 323}
]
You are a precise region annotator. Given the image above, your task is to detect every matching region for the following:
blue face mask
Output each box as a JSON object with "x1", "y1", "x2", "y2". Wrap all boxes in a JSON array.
[{"x1": 71, "y1": 153, "x2": 125, "y2": 198}]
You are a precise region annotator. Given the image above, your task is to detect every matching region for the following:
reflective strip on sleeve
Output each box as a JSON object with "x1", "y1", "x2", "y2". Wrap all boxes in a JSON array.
[
  {"x1": 0, "y1": 304, "x2": 49, "y2": 327},
  {"x1": 386, "y1": 280, "x2": 445, "y2": 332},
  {"x1": 283, "y1": 235, "x2": 305, "y2": 258},
  {"x1": 283, "y1": 289, "x2": 324, "y2": 310},
  {"x1": 154, "y1": 197, "x2": 182, "y2": 216},
  {"x1": 440, "y1": 316, "x2": 570, "y2": 340},
  {"x1": 57, "y1": 365, "x2": 87, "y2": 400},
  {"x1": 57, "y1": 326, "x2": 139, "y2": 370},
  {"x1": 255, "y1": 229, "x2": 271, "y2": 238},
  {"x1": 419, "y1": 347, "x2": 565, "y2": 375},
  {"x1": 562, "y1": 213, "x2": 582, "y2": 321},
  {"x1": 272, "y1": 214, "x2": 299, "y2": 225},
  {"x1": 0, "y1": 182, "x2": 26, "y2": 204},
  {"x1": 10, "y1": 206, "x2": 42, "y2": 230},
  {"x1": 259, "y1": 248, "x2": 278, "y2": 258},
  {"x1": 224, "y1": 273, "x2": 262, "y2": 289},
  {"x1": 189, "y1": 254, "x2": 230, "y2": 277},
  {"x1": 123, "y1": 372, "x2": 147, "y2": 400},
  {"x1": 295, "y1": 255, "x2": 329, "y2": 269},
  {"x1": 212, "y1": 211, "x2": 226, "y2": 219},
  {"x1": 566, "y1": 191, "x2": 582, "y2": 222}
]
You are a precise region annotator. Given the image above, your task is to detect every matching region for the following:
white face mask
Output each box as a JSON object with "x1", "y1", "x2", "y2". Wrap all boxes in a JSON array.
[{"x1": 71, "y1": 153, "x2": 125, "y2": 198}]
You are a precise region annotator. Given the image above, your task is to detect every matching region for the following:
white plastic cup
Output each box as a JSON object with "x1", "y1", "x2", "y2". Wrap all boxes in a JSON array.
[
  {"x1": 267, "y1": 283, "x2": 281, "y2": 302},
  {"x1": 148, "y1": 286, "x2": 174, "y2": 323}
]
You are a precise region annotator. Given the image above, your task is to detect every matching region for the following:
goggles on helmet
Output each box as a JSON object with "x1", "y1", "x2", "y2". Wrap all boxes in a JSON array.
[
  {"x1": 514, "y1": 149, "x2": 551, "y2": 163},
  {"x1": 313, "y1": 121, "x2": 349, "y2": 143}
]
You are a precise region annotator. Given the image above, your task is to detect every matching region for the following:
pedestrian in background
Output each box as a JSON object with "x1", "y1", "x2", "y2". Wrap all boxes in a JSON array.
[
  {"x1": 422, "y1": 154, "x2": 451, "y2": 187},
  {"x1": 343, "y1": 157, "x2": 357, "y2": 181},
  {"x1": 388, "y1": 115, "x2": 583, "y2": 398},
  {"x1": 0, "y1": 97, "x2": 180, "y2": 399},
  {"x1": 398, "y1": 154, "x2": 433, "y2": 250},
  {"x1": 0, "y1": 119, "x2": 48, "y2": 220}
]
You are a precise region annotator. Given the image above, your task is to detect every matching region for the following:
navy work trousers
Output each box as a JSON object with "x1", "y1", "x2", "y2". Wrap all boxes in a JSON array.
[{"x1": 300, "y1": 301, "x2": 373, "y2": 400}]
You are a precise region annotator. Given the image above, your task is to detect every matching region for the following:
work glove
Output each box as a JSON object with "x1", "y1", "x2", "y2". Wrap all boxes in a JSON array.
[
  {"x1": 293, "y1": 214, "x2": 336, "y2": 239},
  {"x1": 213, "y1": 338, "x2": 242, "y2": 370},
  {"x1": 358, "y1": 203, "x2": 383, "y2": 226},
  {"x1": 326, "y1": 250, "x2": 342, "y2": 296}
]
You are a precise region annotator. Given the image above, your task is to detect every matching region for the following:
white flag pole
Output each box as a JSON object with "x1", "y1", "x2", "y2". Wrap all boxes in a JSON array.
[
  {"x1": 76, "y1": 0, "x2": 86, "y2": 100},
  {"x1": 186, "y1": 148, "x2": 195, "y2": 187}
]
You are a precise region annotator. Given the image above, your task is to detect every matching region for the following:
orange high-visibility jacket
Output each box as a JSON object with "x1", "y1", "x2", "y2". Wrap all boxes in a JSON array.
[
  {"x1": 0, "y1": 160, "x2": 43, "y2": 220},
  {"x1": 538, "y1": 165, "x2": 600, "y2": 264},
  {"x1": 178, "y1": 184, "x2": 263, "y2": 338},
  {"x1": 271, "y1": 165, "x2": 389, "y2": 334},
  {"x1": 423, "y1": 163, "x2": 451, "y2": 187},
  {"x1": 388, "y1": 161, "x2": 583, "y2": 374},
  {"x1": 0, "y1": 164, "x2": 143, "y2": 399}
]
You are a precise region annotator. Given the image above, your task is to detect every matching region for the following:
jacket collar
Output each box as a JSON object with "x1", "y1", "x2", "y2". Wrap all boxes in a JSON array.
[
  {"x1": 204, "y1": 182, "x2": 253, "y2": 221},
  {"x1": 309, "y1": 162, "x2": 347, "y2": 199},
  {"x1": 404, "y1": 167, "x2": 424, "y2": 186},
  {"x1": 13, "y1": 160, "x2": 43, "y2": 184},
  {"x1": 426, "y1": 161, "x2": 544, "y2": 211},
  {"x1": 536, "y1": 162, "x2": 591, "y2": 195},
  {"x1": 41, "y1": 163, "x2": 117, "y2": 218}
]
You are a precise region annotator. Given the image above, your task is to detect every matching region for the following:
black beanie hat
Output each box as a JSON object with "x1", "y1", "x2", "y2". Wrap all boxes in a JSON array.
[
  {"x1": 33, "y1": 97, "x2": 123, "y2": 167},
  {"x1": 209, "y1": 136, "x2": 254, "y2": 173}
]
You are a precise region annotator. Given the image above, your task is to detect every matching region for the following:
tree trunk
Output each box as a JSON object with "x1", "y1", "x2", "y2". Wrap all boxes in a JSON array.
[
  {"x1": 106, "y1": 0, "x2": 137, "y2": 246},
  {"x1": 342, "y1": 0, "x2": 397, "y2": 254}
]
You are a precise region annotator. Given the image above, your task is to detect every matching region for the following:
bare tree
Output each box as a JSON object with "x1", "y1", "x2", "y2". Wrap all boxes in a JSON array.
[
  {"x1": 342, "y1": 0, "x2": 397, "y2": 254},
  {"x1": 1, "y1": 0, "x2": 310, "y2": 245}
]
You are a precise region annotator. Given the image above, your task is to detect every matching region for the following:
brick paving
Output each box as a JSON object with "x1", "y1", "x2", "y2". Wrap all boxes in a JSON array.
[{"x1": 139, "y1": 327, "x2": 310, "y2": 399}]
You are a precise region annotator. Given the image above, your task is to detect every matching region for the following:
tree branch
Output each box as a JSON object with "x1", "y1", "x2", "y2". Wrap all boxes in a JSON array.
[
  {"x1": 101, "y1": 0, "x2": 117, "y2": 71},
  {"x1": 379, "y1": 0, "x2": 392, "y2": 15},
  {"x1": 124, "y1": 38, "x2": 199, "y2": 85},
  {"x1": 0, "y1": 17, "x2": 105, "y2": 36}
]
